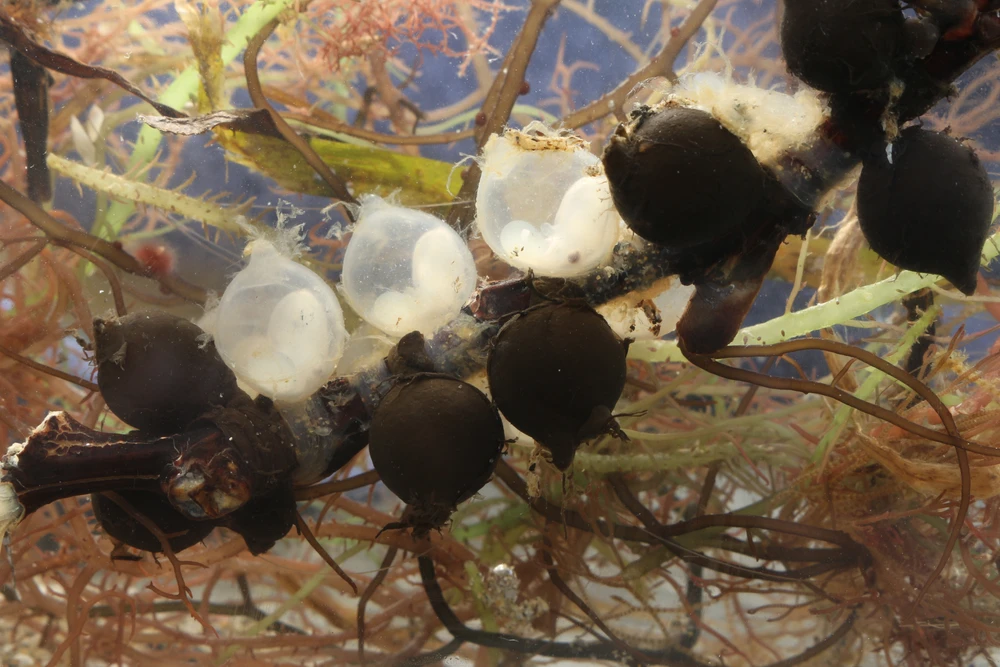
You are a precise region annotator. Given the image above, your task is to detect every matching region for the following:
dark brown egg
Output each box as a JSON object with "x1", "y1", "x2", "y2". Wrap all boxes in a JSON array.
[
  {"x1": 220, "y1": 485, "x2": 297, "y2": 555},
  {"x1": 95, "y1": 311, "x2": 239, "y2": 434},
  {"x1": 93, "y1": 490, "x2": 214, "y2": 554},
  {"x1": 780, "y1": 0, "x2": 904, "y2": 93},
  {"x1": 857, "y1": 127, "x2": 994, "y2": 295},
  {"x1": 602, "y1": 105, "x2": 766, "y2": 249},
  {"x1": 487, "y1": 302, "x2": 628, "y2": 470},
  {"x1": 368, "y1": 374, "x2": 505, "y2": 531}
]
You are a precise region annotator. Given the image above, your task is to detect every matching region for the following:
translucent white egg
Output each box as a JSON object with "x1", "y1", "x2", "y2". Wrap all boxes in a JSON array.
[
  {"x1": 213, "y1": 239, "x2": 347, "y2": 403},
  {"x1": 340, "y1": 198, "x2": 477, "y2": 337},
  {"x1": 476, "y1": 128, "x2": 620, "y2": 277}
]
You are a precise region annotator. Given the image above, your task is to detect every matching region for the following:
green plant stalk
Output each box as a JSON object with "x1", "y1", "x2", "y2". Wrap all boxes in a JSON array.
[
  {"x1": 574, "y1": 441, "x2": 798, "y2": 474},
  {"x1": 214, "y1": 569, "x2": 327, "y2": 665},
  {"x1": 463, "y1": 561, "x2": 501, "y2": 636},
  {"x1": 102, "y1": 0, "x2": 296, "y2": 237},
  {"x1": 812, "y1": 304, "x2": 942, "y2": 463},
  {"x1": 48, "y1": 154, "x2": 245, "y2": 233},
  {"x1": 630, "y1": 223, "x2": 1000, "y2": 363},
  {"x1": 621, "y1": 401, "x2": 814, "y2": 446}
]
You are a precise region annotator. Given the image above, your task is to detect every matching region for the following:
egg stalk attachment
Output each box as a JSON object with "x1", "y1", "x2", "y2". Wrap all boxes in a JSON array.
[
  {"x1": 3, "y1": 394, "x2": 298, "y2": 523},
  {"x1": 4, "y1": 412, "x2": 202, "y2": 516}
]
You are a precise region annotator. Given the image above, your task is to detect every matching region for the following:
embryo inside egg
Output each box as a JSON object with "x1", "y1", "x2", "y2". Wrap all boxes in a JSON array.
[
  {"x1": 340, "y1": 197, "x2": 477, "y2": 337},
  {"x1": 212, "y1": 239, "x2": 347, "y2": 403},
  {"x1": 476, "y1": 127, "x2": 621, "y2": 278}
]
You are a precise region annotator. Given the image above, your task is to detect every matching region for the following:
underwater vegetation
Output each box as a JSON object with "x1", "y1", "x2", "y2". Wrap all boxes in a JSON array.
[{"x1": 3, "y1": 0, "x2": 1000, "y2": 665}]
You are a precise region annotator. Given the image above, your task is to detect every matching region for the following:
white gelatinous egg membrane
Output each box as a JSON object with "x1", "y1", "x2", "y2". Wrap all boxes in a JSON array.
[
  {"x1": 476, "y1": 131, "x2": 620, "y2": 278},
  {"x1": 597, "y1": 277, "x2": 696, "y2": 341},
  {"x1": 213, "y1": 239, "x2": 347, "y2": 403},
  {"x1": 340, "y1": 197, "x2": 477, "y2": 337}
]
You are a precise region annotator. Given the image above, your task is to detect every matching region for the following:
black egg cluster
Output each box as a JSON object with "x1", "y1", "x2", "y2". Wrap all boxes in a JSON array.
[
  {"x1": 95, "y1": 311, "x2": 239, "y2": 434},
  {"x1": 780, "y1": 0, "x2": 905, "y2": 94},
  {"x1": 857, "y1": 126, "x2": 993, "y2": 295},
  {"x1": 93, "y1": 311, "x2": 296, "y2": 555},
  {"x1": 602, "y1": 104, "x2": 769, "y2": 275},
  {"x1": 601, "y1": 0, "x2": 995, "y2": 345},
  {"x1": 368, "y1": 301, "x2": 629, "y2": 533},
  {"x1": 779, "y1": 0, "x2": 994, "y2": 295}
]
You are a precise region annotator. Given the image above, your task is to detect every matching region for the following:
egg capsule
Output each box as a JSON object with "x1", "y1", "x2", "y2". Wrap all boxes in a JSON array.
[
  {"x1": 92, "y1": 490, "x2": 214, "y2": 554},
  {"x1": 780, "y1": 0, "x2": 904, "y2": 93},
  {"x1": 602, "y1": 105, "x2": 766, "y2": 249},
  {"x1": 213, "y1": 239, "x2": 347, "y2": 403},
  {"x1": 368, "y1": 373, "x2": 505, "y2": 533},
  {"x1": 476, "y1": 127, "x2": 621, "y2": 277},
  {"x1": 340, "y1": 198, "x2": 477, "y2": 337},
  {"x1": 857, "y1": 127, "x2": 995, "y2": 296},
  {"x1": 95, "y1": 311, "x2": 239, "y2": 434},
  {"x1": 487, "y1": 301, "x2": 628, "y2": 470}
]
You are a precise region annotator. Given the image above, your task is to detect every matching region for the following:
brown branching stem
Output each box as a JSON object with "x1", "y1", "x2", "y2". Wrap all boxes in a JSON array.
[
  {"x1": 0, "y1": 178, "x2": 208, "y2": 303},
  {"x1": 0, "y1": 237, "x2": 45, "y2": 281},
  {"x1": 446, "y1": 0, "x2": 562, "y2": 228},
  {"x1": 87, "y1": 596, "x2": 304, "y2": 634},
  {"x1": 681, "y1": 338, "x2": 973, "y2": 604},
  {"x1": 561, "y1": 0, "x2": 719, "y2": 129},
  {"x1": 295, "y1": 470, "x2": 381, "y2": 501},
  {"x1": 0, "y1": 340, "x2": 99, "y2": 393},
  {"x1": 540, "y1": 539, "x2": 652, "y2": 663},
  {"x1": 101, "y1": 492, "x2": 213, "y2": 635},
  {"x1": 63, "y1": 245, "x2": 126, "y2": 317},
  {"x1": 419, "y1": 553, "x2": 859, "y2": 666},
  {"x1": 357, "y1": 544, "x2": 398, "y2": 663},
  {"x1": 244, "y1": 19, "x2": 359, "y2": 212},
  {"x1": 294, "y1": 511, "x2": 358, "y2": 595},
  {"x1": 494, "y1": 460, "x2": 864, "y2": 584}
]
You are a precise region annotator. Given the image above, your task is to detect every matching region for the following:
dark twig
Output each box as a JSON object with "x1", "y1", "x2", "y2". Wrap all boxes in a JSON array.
[
  {"x1": 357, "y1": 544, "x2": 399, "y2": 663},
  {"x1": 446, "y1": 0, "x2": 562, "y2": 229},
  {"x1": 561, "y1": 0, "x2": 719, "y2": 129},
  {"x1": 244, "y1": 19, "x2": 359, "y2": 211},
  {"x1": 419, "y1": 554, "x2": 858, "y2": 666},
  {"x1": 0, "y1": 341, "x2": 99, "y2": 392},
  {"x1": 64, "y1": 245, "x2": 127, "y2": 317},
  {"x1": 0, "y1": 178, "x2": 208, "y2": 303},
  {"x1": 294, "y1": 510, "x2": 358, "y2": 595},
  {"x1": 396, "y1": 637, "x2": 464, "y2": 666},
  {"x1": 295, "y1": 470, "x2": 381, "y2": 501},
  {"x1": 0, "y1": 238, "x2": 45, "y2": 281},
  {"x1": 0, "y1": 13, "x2": 184, "y2": 118},
  {"x1": 684, "y1": 339, "x2": 972, "y2": 602},
  {"x1": 88, "y1": 597, "x2": 304, "y2": 634},
  {"x1": 495, "y1": 461, "x2": 862, "y2": 583},
  {"x1": 540, "y1": 539, "x2": 652, "y2": 663},
  {"x1": 235, "y1": 572, "x2": 305, "y2": 635}
]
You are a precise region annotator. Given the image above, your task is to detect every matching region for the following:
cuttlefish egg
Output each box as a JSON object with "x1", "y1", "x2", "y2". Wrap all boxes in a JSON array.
[
  {"x1": 214, "y1": 239, "x2": 347, "y2": 403},
  {"x1": 476, "y1": 128, "x2": 620, "y2": 278},
  {"x1": 341, "y1": 197, "x2": 477, "y2": 337}
]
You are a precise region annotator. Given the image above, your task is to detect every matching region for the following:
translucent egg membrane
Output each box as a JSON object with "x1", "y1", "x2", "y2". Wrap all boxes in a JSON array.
[
  {"x1": 340, "y1": 198, "x2": 477, "y2": 337},
  {"x1": 476, "y1": 128, "x2": 621, "y2": 278},
  {"x1": 213, "y1": 240, "x2": 347, "y2": 403}
]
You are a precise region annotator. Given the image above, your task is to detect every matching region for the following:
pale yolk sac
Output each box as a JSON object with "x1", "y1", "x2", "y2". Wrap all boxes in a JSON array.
[
  {"x1": 476, "y1": 128, "x2": 621, "y2": 278},
  {"x1": 340, "y1": 197, "x2": 477, "y2": 337},
  {"x1": 211, "y1": 239, "x2": 348, "y2": 403}
]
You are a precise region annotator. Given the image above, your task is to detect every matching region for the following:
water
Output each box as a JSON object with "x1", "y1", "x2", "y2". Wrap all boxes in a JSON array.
[{"x1": 2, "y1": 0, "x2": 1000, "y2": 665}]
